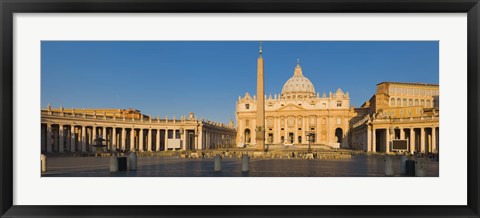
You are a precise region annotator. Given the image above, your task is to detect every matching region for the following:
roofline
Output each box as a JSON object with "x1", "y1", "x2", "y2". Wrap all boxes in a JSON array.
[{"x1": 377, "y1": 81, "x2": 439, "y2": 87}]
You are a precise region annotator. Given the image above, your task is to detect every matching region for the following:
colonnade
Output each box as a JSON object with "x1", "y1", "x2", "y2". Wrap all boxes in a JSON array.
[
  {"x1": 366, "y1": 125, "x2": 439, "y2": 154},
  {"x1": 41, "y1": 121, "x2": 236, "y2": 154}
]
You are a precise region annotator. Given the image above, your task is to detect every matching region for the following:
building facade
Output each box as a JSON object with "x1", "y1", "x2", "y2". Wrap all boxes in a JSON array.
[
  {"x1": 41, "y1": 107, "x2": 236, "y2": 153},
  {"x1": 236, "y1": 61, "x2": 356, "y2": 149},
  {"x1": 350, "y1": 82, "x2": 439, "y2": 154}
]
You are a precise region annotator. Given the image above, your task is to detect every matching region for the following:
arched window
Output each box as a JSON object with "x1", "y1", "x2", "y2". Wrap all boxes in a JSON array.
[
  {"x1": 414, "y1": 99, "x2": 419, "y2": 106},
  {"x1": 403, "y1": 99, "x2": 407, "y2": 107},
  {"x1": 396, "y1": 98, "x2": 401, "y2": 106},
  {"x1": 421, "y1": 99, "x2": 425, "y2": 107},
  {"x1": 390, "y1": 98, "x2": 395, "y2": 106},
  {"x1": 409, "y1": 99, "x2": 413, "y2": 106},
  {"x1": 426, "y1": 100, "x2": 431, "y2": 107}
]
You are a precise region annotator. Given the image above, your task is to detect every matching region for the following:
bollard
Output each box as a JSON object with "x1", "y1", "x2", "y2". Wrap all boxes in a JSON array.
[
  {"x1": 384, "y1": 155, "x2": 394, "y2": 176},
  {"x1": 400, "y1": 156, "x2": 408, "y2": 175},
  {"x1": 214, "y1": 154, "x2": 222, "y2": 172},
  {"x1": 415, "y1": 159, "x2": 426, "y2": 177},
  {"x1": 40, "y1": 154, "x2": 47, "y2": 173},
  {"x1": 241, "y1": 154, "x2": 249, "y2": 172},
  {"x1": 117, "y1": 156, "x2": 128, "y2": 171},
  {"x1": 405, "y1": 160, "x2": 416, "y2": 176},
  {"x1": 128, "y1": 152, "x2": 137, "y2": 171},
  {"x1": 110, "y1": 153, "x2": 119, "y2": 172}
]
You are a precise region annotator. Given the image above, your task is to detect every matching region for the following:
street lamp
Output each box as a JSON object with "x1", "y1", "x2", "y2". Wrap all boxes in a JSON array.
[
  {"x1": 225, "y1": 135, "x2": 230, "y2": 152},
  {"x1": 179, "y1": 127, "x2": 184, "y2": 151},
  {"x1": 307, "y1": 131, "x2": 315, "y2": 153}
]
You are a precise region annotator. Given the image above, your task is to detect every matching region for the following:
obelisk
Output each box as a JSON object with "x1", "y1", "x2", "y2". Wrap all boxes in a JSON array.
[{"x1": 255, "y1": 42, "x2": 265, "y2": 151}]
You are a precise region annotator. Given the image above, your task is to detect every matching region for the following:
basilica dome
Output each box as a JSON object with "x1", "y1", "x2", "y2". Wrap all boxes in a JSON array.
[{"x1": 281, "y1": 63, "x2": 316, "y2": 98}]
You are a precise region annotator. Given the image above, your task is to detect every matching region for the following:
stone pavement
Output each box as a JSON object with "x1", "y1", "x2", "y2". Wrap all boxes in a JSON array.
[{"x1": 43, "y1": 154, "x2": 439, "y2": 177}]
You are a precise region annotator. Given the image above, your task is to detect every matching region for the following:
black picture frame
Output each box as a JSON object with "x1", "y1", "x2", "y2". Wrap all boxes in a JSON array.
[{"x1": 1, "y1": 0, "x2": 479, "y2": 217}]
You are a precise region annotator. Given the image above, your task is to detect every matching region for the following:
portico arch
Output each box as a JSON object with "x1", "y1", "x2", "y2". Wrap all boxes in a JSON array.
[{"x1": 335, "y1": 128, "x2": 343, "y2": 143}]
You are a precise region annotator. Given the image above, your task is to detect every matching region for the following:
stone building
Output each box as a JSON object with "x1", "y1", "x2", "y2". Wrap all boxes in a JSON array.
[
  {"x1": 41, "y1": 107, "x2": 236, "y2": 153},
  {"x1": 236, "y1": 60, "x2": 356, "y2": 149},
  {"x1": 350, "y1": 82, "x2": 439, "y2": 154}
]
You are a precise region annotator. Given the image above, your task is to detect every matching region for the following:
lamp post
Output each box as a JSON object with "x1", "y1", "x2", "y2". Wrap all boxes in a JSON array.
[
  {"x1": 307, "y1": 131, "x2": 315, "y2": 153},
  {"x1": 194, "y1": 128, "x2": 201, "y2": 151},
  {"x1": 222, "y1": 135, "x2": 225, "y2": 150},
  {"x1": 225, "y1": 135, "x2": 230, "y2": 152},
  {"x1": 179, "y1": 127, "x2": 184, "y2": 151}
]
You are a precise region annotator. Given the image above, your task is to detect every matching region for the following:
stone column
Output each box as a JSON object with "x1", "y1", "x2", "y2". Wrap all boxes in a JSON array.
[
  {"x1": 164, "y1": 128, "x2": 169, "y2": 151},
  {"x1": 102, "y1": 126, "x2": 107, "y2": 140},
  {"x1": 89, "y1": 127, "x2": 95, "y2": 152},
  {"x1": 121, "y1": 128, "x2": 126, "y2": 151},
  {"x1": 181, "y1": 129, "x2": 187, "y2": 151},
  {"x1": 147, "y1": 128, "x2": 152, "y2": 151},
  {"x1": 367, "y1": 125, "x2": 372, "y2": 152},
  {"x1": 156, "y1": 129, "x2": 160, "y2": 151},
  {"x1": 81, "y1": 126, "x2": 87, "y2": 152},
  {"x1": 206, "y1": 132, "x2": 210, "y2": 149},
  {"x1": 70, "y1": 126, "x2": 76, "y2": 152},
  {"x1": 400, "y1": 128, "x2": 405, "y2": 140},
  {"x1": 420, "y1": 128, "x2": 426, "y2": 153},
  {"x1": 303, "y1": 116, "x2": 307, "y2": 144},
  {"x1": 432, "y1": 127, "x2": 437, "y2": 153},
  {"x1": 372, "y1": 128, "x2": 376, "y2": 153},
  {"x1": 65, "y1": 126, "x2": 71, "y2": 152},
  {"x1": 41, "y1": 124, "x2": 46, "y2": 153},
  {"x1": 294, "y1": 117, "x2": 298, "y2": 144},
  {"x1": 198, "y1": 127, "x2": 203, "y2": 150},
  {"x1": 316, "y1": 116, "x2": 321, "y2": 143},
  {"x1": 46, "y1": 124, "x2": 52, "y2": 153},
  {"x1": 53, "y1": 126, "x2": 59, "y2": 152},
  {"x1": 139, "y1": 128, "x2": 144, "y2": 152},
  {"x1": 385, "y1": 128, "x2": 390, "y2": 153},
  {"x1": 410, "y1": 128, "x2": 415, "y2": 154},
  {"x1": 130, "y1": 128, "x2": 135, "y2": 151},
  {"x1": 59, "y1": 124, "x2": 64, "y2": 153},
  {"x1": 274, "y1": 117, "x2": 279, "y2": 144},
  {"x1": 112, "y1": 127, "x2": 117, "y2": 152},
  {"x1": 102, "y1": 127, "x2": 107, "y2": 151}
]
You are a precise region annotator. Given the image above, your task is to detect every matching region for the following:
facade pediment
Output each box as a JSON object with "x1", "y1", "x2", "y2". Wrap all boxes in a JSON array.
[{"x1": 277, "y1": 104, "x2": 305, "y2": 112}]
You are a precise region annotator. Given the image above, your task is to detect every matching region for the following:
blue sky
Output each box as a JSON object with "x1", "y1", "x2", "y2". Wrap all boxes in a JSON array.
[{"x1": 41, "y1": 41, "x2": 439, "y2": 124}]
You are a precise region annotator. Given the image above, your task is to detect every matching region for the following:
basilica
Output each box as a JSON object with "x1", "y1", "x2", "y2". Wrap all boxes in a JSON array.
[{"x1": 236, "y1": 60, "x2": 356, "y2": 149}]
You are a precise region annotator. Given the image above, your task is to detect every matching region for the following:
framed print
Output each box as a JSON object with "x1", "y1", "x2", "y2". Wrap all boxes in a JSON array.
[{"x1": 1, "y1": 0, "x2": 479, "y2": 217}]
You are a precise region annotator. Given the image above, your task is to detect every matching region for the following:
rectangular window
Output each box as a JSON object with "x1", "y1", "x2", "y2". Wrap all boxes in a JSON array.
[
  {"x1": 298, "y1": 128, "x2": 302, "y2": 130},
  {"x1": 337, "y1": 101, "x2": 342, "y2": 107},
  {"x1": 281, "y1": 128, "x2": 284, "y2": 131},
  {"x1": 168, "y1": 130, "x2": 173, "y2": 139},
  {"x1": 245, "y1": 104, "x2": 250, "y2": 109}
]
